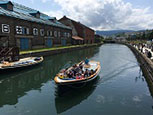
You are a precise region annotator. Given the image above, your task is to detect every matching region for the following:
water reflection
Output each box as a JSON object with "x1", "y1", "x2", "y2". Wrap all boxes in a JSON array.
[
  {"x1": 0, "y1": 44, "x2": 152, "y2": 115},
  {"x1": 99, "y1": 62, "x2": 138, "y2": 84},
  {"x1": 55, "y1": 76, "x2": 100, "y2": 114},
  {"x1": 0, "y1": 47, "x2": 99, "y2": 108},
  {"x1": 135, "y1": 68, "x2": 144, "y2": 82}
]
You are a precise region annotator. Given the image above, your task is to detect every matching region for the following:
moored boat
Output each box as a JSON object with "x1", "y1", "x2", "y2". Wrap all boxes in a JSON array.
[
  {"x1": 0, "y1": 57, "x2": 43, "y2": 70},
  {"x1": 54, "y1": 60, "x2": 101, "y2": 85}
]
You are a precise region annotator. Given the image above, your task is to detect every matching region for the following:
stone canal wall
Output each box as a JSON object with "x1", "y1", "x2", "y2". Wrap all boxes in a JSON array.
[
  {"x1": 20, "y1": 43, "x2": 102, "y2": 58},
  {"x1": 126, "y1": 44, "x2": 153, "y2": 92},
  {"x1": 103, "y1": 42, "x2": 153, "y2": 95}
]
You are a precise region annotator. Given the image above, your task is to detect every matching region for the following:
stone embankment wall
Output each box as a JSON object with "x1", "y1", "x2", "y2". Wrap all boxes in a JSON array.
[
  {"x1": 20, "y1": 43, "x2": 102, "y2": 58},
  {"x1": 104, "y1": 41, "x2": 153, "y2": 94},
  {"x1": 126, "y1": 44, "x2": 153, "y2": 95}
]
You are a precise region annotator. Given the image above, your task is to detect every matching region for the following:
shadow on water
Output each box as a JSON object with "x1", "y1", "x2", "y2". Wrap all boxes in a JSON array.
[
  {"x1": 0, "y1": 47, "x2": 100, "y2": 108},
  {"x1": 98, "y1": 62, "x2": 138, "y2": 84},
  {"x1": 0, "y1": 65, "x2": 47, "y2": 107},
  {"x1": 0, "y1": 63, "x2": 43, "y2": 80},
  {"x1": 0, "y1": 44, "x2": 153, "y2": 115},
  {"x1": 54, "y1": 76, "x2": 100, "y2": 114}
]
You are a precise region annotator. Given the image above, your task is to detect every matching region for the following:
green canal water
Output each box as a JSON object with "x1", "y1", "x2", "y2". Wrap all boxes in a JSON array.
[{"x1": 0, "y1": 44, "x2": 153, "y2": 115}]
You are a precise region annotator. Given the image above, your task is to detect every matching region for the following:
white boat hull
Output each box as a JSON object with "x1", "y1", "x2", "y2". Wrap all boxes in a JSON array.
[
  {"x1": 54, "y1": 61, "x2": 101, "y2": 85},
  {"x1": 0, "y1": 57, "x2": 43, "y2": 70}
]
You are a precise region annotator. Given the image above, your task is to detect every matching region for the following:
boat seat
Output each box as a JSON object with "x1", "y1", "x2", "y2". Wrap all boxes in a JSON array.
[{"x1": 84, "y1": 64, "x2": 91, "y2": 68}]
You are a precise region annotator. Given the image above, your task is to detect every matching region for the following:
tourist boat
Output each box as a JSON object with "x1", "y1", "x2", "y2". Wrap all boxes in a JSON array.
[
  {"x1": 0, "y1": 57, "x2": 43, "y2": 70},
  {"x1": 54, "y1": 60, "x2": 101, "y2": 85}
]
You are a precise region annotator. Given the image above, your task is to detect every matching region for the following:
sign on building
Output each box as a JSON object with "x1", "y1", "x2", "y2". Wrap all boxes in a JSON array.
[
  {"x1": 2, "y1": 24, "x2": 10, "y2": 33},
  {"x1": 33, "y1": 28, "x2": 38, "y2": 35},
  {"x1": 22, "y1": 27, "x2": 29, "y2": 35},
  {"x1": 16, "y1": 26, "x2": 23, "y2": 34},
  {"x1": 47, "y1": 30, "x2": 52, "y2": 36}
]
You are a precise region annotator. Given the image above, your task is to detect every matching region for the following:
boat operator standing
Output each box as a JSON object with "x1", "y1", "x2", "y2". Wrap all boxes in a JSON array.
[{"x1": 85, "y1": 57, "x2": 89, "y2": 65}]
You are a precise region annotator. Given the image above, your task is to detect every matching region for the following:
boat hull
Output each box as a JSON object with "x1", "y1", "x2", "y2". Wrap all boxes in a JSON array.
[
  {"x1": 0, "y1": 57, "x2": 43, "y2": 73},
  {"x1": 54, "y1": 61, "x2": 101, "y2": 86}
]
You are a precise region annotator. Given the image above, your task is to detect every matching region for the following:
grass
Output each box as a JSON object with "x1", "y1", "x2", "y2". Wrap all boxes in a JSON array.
[{"x1": 20, "y1": 44, "x2": 98, "y2": 55}]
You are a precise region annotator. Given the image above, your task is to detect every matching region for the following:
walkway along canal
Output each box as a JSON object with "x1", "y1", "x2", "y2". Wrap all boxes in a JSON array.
[{"x1": 0, "y1": 44, "x2": 153, "y2": 115}]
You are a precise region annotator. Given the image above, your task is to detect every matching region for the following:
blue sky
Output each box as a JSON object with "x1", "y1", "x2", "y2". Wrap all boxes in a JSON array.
[
  {"x1": 10, "y1": 0, "x2": 60, "y2": 12},
  {"x1": 125, "y1": 0, "x2": 153, "y2": 9},
  {"x1": 10, "y1": 0, "x2": 153, "y2": 13},
  {"x1": 9, "y1": 0, "x2": 153, "y2": 30}
]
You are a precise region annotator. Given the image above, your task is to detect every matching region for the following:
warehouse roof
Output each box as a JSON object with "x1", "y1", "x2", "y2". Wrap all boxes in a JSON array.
[
  {"x1": 0, "y1": 1, "x2": 12, "y2": 4},
  {"x1": 0, "y1": 0, "x2": 71, "y2": 30}
]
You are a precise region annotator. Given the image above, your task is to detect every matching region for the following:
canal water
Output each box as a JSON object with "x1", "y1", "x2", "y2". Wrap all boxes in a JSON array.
[{"x1": 0, "y1": 44, "x2": 153, "y2": 115}]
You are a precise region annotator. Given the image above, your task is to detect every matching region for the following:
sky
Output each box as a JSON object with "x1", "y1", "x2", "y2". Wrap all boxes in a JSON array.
[{"x1": 9, "y1": 0, "x2": 153, "y2": 31}]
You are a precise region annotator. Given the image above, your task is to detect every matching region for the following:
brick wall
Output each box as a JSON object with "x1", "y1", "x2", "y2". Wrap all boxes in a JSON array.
[
  {"x1": 84, "y1": 27, "x2": 95, "y2": 44},
  {"x1": 0, "y1": 15, "x2": 72, "y2": 50},
  {"x1": 59, "y1": 16, "x2": 95, "y2": 44}
]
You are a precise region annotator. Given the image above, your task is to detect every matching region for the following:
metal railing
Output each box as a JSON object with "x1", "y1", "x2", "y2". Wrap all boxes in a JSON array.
[{"x1": 0, "y1": 47, "x2": 19, "y2": 62}]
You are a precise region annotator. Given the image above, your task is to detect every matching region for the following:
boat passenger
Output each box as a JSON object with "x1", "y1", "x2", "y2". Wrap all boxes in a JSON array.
[
  {"x1": 85, "y1": 58, "x2": 89, "y2": 65},
  {"x1": 73, "y1": 64, "x2": 77, "y2": 68},
  {"x1": 147, "y1": 51, "x2": 152, "y2": 58},
  {"x1": 75, "y1": 66, "x2": 80, "y2": 73},
  {"x1": 84, "y1": 69, "x2": 89, "y2": 77},
  {"x1": 80, "y1": 74, "x2": 85, "y2": 79},
  {"x1": 89, "y1": 69, "x2": 94, "y2": 75},
  {"x1": 79, "y1": 64, "x2": 83, "y2": 70},
  {"x1": 2, "y1": 61, "x2": 12, "y2": 66},
  {"x1": 59, "y1": 73, "x2": 65, "y2": 79},
  {"x1": 79, "y1": 62, "x2": 83, "y2": 69},
  {"x1": 67, "y1": 70, "x2": 73, "y2": 78},
  {"x1": 78, "y1": 69, "x2": 82, "y2": 75},
  {"x1": 76, "y1": 73, "x2": 80, "y2": 79},
  {"x1": 72, "y1": 68, "x2": 77, "y2": 76}
]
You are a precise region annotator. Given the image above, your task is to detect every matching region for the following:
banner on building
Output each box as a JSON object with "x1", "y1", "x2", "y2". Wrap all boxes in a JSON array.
[{"x1": 2, "y1": 24, "x2": 10, "y2": 33}]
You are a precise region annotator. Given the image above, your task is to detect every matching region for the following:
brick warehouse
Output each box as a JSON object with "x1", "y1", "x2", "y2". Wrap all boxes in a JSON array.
[
  {"x1": 59, "y1": 16, "x2": 95, "y2": 45},
  {"x1": 0, "y1": 0, "x2": 72, "y2": 50}
]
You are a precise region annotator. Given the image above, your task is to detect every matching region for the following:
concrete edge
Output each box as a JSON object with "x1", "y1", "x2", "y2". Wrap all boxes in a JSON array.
[
  {"x1": 20, "y1": 43, "x2": 103, "y2": 58},
  {"x1": 125, "y1": 43, "x2": 153, "y2": 96}
]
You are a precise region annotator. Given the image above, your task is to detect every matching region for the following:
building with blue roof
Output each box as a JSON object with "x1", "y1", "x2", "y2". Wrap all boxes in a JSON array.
[{"x1": 0, "y1": 0, "x2": 72, "y2": 50}]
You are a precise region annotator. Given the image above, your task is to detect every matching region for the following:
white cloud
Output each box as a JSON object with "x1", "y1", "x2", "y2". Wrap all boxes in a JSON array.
[
  {"x1": 44, "y1": 0, "x2": 153, "y2": 30},
  {"x1": 44, "y1": 10, "x2": 64, "y2": 19},
  {"x1": 41, "y1": 0, "x2": 50, "y2": 3}
]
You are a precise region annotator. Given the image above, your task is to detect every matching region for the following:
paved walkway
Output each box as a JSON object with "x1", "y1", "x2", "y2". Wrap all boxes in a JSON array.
[
  {"x1": 143, "y1": 47, "x2": 153, "y2": 60},
  {"x1": 133, "y1": 45, "x2": 153, "y2": 60}
]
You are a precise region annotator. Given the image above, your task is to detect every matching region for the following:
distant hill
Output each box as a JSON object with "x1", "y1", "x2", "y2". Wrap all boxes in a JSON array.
[{"x1": 96, "y1": 30, "x2": 135, "y2": 36}]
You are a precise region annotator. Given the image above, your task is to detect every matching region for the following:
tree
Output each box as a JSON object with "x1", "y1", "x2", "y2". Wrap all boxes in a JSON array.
[
  {"x1": 94, "y1": 34, "x2": 104, "y2": 43},
  {"x1": 141, "y1": 32, "x2": 145, "y2": 40}
]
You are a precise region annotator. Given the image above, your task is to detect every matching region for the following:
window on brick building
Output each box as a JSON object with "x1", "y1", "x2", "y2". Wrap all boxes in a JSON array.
[
  {"x1": 67, "y1": 33, "x2": 69, "y2": 37},
  {"x1": 40, "y1": 29, "x2": 44, "y2": 36},
  {"x1": 50, "y1": 31, "x2": 52, "y2": 36},
  {"x1": 27, "y1": 28, "x2": 29, "y2": 34},
  {"x1": 64, "y1": 32, "x2": 67, "y2": 37},
  {"x1": 58, "y1": 32, "x2": 60, "y2": 37},
  {"x1": 33, "y1": 28, "x2": 38, "y2": 36},
  {"x1": 54, "y1": 31, "x2": 57, "y2": 37}
]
